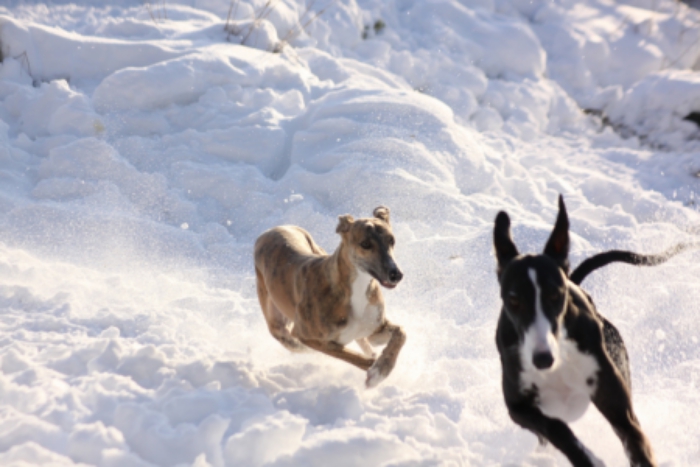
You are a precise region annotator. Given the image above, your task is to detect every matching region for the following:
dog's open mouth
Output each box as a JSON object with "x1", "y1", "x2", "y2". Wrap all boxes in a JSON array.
[{"x1": 369, "y1": 271, "x2": 398, "y2": 289}]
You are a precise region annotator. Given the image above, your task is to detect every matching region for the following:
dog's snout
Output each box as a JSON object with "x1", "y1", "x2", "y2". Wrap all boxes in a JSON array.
[
  {"x1": 533, "y1": 351, "x2": 554, "y2": 370},
  {"x1": 389, "y1": 268, "x2": 403, "y2": 283}
]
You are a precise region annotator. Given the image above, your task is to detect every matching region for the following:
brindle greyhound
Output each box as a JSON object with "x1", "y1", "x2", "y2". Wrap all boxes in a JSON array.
[{"x1": 254, "y1": 206, "x2": 406, "y2": 388}]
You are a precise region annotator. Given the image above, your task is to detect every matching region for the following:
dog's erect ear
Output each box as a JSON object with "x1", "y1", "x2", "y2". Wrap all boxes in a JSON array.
[
  {"x1": 373, "y1": 206, "x2": 390, "y2": 224},
  {"x1": 494, "y1": 211, "x2": 519, "y2": 277},
  {"x1": 336, "y1": 214, "x2": 355, "y2": 234},
  {"x1": 543, "y1": 195, "x2": 570, "y2": 273}
]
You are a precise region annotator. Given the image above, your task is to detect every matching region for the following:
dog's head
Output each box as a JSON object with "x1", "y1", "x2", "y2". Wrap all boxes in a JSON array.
[
  {"x1": 493, "y1": 195, "x2": 571, "y2": 371},
  {"x1": 336, "y1": 206, "x2": 403, "y2": 289}
]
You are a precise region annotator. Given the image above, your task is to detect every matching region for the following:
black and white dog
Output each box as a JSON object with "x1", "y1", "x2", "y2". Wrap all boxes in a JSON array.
[{"x1": 492, "y1": 195, "x2": 694, "y2": 467}]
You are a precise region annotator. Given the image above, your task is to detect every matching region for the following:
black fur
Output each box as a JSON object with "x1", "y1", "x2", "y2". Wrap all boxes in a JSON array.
[{"x1": 493, "y1": 195, "x2": 657, "y2": 467}]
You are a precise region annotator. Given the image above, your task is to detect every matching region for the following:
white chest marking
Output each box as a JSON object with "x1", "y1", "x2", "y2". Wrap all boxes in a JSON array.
[
  {"x1": 521, "y1": 331, "x2": 600, "y2": 423},
  {"x1": 337, "y1": 270, "x2": 380, "y2": 345},
  {"x1": 520, "y1": 268, "x2": 599, "y2": 423}
]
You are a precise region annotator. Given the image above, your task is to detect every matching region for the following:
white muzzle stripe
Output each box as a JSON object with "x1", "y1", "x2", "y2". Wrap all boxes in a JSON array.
[{"x1": 523, "y1": 268, "x2": 559, "y2": 367}]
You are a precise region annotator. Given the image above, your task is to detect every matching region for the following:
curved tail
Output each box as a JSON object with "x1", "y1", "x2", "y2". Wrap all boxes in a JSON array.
[{"x1": 570, "y1": 242, "x2": 700, "y2": 285}]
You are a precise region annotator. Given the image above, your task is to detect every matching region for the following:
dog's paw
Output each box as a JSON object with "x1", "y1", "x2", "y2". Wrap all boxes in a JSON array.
[
  {"x1": 365, "y1": 357, "x2": 394, "y2": 389},
  {"x1": 365, "y1": 365, "x2": 385, "y2": 389},
  {"x1": 280, "y1": 336, "x2": 309, "y2": 353}
]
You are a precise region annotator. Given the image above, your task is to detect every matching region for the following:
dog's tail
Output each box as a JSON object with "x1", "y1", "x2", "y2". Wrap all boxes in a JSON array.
[{"x1": 570, "y1": 242, "x2": 700, "y2": 285}]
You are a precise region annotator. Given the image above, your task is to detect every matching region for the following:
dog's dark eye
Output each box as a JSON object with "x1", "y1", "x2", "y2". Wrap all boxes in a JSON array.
[
  {"x1": 508, "y1": 296, "x2": 520, "y2": 309},
  {"x1": 360, "y1": 240, "x2": 372, "y2": 250},
  {"x1": 388, "y1": 237, "x2": 395, "y2": 247}
]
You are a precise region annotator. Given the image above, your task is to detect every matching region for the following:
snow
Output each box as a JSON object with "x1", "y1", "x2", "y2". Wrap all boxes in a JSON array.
[{"x1": 1, "y1": 0, "x2": 700, "y2": 466}]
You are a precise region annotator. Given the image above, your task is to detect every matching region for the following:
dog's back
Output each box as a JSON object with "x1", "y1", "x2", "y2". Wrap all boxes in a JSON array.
[
  {"x1": 254, "y1": 226, "x2": 327, "y2": 323},
  {"x1": 255, "y1": 225, "x2": 325, "y2": 266}
]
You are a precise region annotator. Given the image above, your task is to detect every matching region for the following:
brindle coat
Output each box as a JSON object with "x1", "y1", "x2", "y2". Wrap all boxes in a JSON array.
[{"x1": 254, "y1": 206, "x2": 406, "y2": 388}]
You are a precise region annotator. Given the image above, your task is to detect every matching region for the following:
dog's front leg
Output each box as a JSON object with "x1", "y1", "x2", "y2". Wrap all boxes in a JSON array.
[
  {"x1": 508, "y1": 403, "x2": 604, "y2": 467},
  {"x1": 365, "y1": 321, "x2": 406, "y2": 388},
  {"x1": 296, "y1": 337, "x2": 375, "y2": 371},
  {"x1": 592, "y1": 360, "x2": 656, "y2": 467},
  {"x1": 356, "y1": 338, "x2": 376, "y2": 358}
]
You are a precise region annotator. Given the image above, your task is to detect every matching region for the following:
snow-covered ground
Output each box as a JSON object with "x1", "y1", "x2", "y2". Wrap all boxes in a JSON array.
[{"x1": 1, "y1": 0, "x2": 700, "y2": 465}]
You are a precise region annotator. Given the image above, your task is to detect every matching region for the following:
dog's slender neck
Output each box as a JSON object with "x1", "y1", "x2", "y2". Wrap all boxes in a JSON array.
[{"x1": 324, "y1": 240, "x2": 365, "y2": 289}]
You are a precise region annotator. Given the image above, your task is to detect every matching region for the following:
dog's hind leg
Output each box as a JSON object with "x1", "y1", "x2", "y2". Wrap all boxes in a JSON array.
[
  {"x1": 601, "y1": 317, "x2": 631, "y2": 388},
  {"x1": 267, "y1": 305, "x2": 307, "y2": 352},
  {"x1": 366, "y1": 320, "x2": 406, "y2": 388},
  {"x1": 256, "y1": 268, "x2": 305, "y2": 352}
]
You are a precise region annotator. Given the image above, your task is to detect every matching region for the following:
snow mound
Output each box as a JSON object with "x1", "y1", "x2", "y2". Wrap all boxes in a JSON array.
[{"x1": 605, "y1": 70, "x2": 700, "y2": 148}]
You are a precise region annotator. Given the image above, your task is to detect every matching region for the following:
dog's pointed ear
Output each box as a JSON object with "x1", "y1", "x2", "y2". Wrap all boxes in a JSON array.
[
  {"x1": 373, "y1": 206, "x2": 390, "y2": 224},
  {"x1": 494, "y1": 211, "x2": 519, "y2": 277},
  {"x1": 336, "y1": 214, "x2": 355, "y2": 234},
  {"x1": 543, "y1": 195, "x2": 570, "y2": 273}
]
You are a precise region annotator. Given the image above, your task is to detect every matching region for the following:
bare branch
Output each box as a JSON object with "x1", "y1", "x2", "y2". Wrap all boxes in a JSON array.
[{"x1": 277, "y1": 0, "x2": 337, "y2": 50}]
